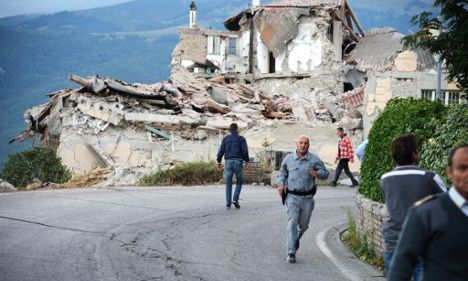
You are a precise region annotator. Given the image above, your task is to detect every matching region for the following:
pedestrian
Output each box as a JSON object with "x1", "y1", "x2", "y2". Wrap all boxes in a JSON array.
[
  {"x1": 216, "y1": 123, "x2": 249, "y2": 209},
  {"x1": 329, "y1": 127, "x2": 359, "y2": 187},
  {"x1": 388, "y1": 144, "x2": 468, "y2": 281},
  {"x1": 355, "y1": 138, "x2": 368, "y2": 163},
  {"x1": 380, "y1": 134, "x2": 447, "y2": 280},
  {"x1": 277, "y1": 135, "x2": 329, "y2": 263}
]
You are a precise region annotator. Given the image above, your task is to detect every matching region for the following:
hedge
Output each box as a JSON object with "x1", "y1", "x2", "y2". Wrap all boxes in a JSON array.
[{"x1": 359, "y1": 98, "x2": 447, "y2": 203}]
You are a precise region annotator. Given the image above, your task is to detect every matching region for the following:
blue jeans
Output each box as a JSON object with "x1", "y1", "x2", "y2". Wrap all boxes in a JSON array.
[
  {"x1": 224, "y1": 159, "x2": 244, "y2": 205},
  {"x1": 286, "y1": 194, "x2": 315, "y2": 254},
  {"x1": 384, "y1": 251, "x2": 423, "y2": 281}
]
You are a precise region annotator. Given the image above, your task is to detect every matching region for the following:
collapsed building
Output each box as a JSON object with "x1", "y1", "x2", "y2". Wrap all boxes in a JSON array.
[{"x1": 10, "y1": 0, "x2": 464, "y2": 186}]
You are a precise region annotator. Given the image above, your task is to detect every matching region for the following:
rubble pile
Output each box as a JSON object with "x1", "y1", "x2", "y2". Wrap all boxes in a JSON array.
[
  {"x1": 62, "y1": 167, "x2": 113, "y2": 188},
  {"x1": 26, "y1": 178, "x2": 62, "y2": 190},
  {"x1": 0, "y1": 179, "x2": 17, "y2": 192},
  {"x1": 10, "y1": 67, "x2": 364, "y2": 184}
]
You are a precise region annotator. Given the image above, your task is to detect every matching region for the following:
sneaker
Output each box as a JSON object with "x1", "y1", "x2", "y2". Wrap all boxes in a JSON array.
[
  {"x1": 295, "y1": 238, "x2": 300, "y2": 251},
  {"x1": 286, "y1": 254, "x2": 296, "y2": 263},
  {"x1": 349, "y1": 183, "x2": 359, "y2": 188},
  {"x1": 226, "y1": 204, "x2": 231, "y2": 209},
  {"x1": 329, "y1": 182, "x2": 337, "y2": 187},
  {"x1": 233, "y1": 201, "x2": 240, "y2": 209}
]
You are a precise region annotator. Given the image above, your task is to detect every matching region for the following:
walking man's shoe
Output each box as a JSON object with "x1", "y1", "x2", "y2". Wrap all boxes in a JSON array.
[
  {"x1": 226, "y1": 204, "x2": 231, "y2": 209},
  {"x1": 233, "y1": 200, "x2": 240, "y2": 209},
  {"x1": 329, "y1": 181, "x2": 337, "y2": 187},
  {"x1": 286, "y1": 254, "x2": 296, "y2": 263}
]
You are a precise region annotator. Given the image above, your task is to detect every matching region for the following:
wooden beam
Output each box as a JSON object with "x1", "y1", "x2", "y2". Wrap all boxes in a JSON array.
[
  {"x1": 332, "y1": 12, "x2": 360, "y2": 42},
  {"x1": 345, "y1": 0, "x2": 365, "y2": 37},
  {"x1": 346, "y1": 11, "x2": 354, "y2": 32}
]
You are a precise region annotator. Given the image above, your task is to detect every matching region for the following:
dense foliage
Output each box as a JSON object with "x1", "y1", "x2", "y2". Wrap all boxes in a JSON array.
[
  {"x1": 420, "y1": 102, "x2": 468, "y2": 185},
  {"x1": 402, "y1": 0, "x2": 468, "y2": 90},
  {"x1": 0, "y1": 146, "x2": 72, "y2": 188},
  {"x1": 359, "y1": 98, "x2": 447, "y2": 202},
  {"x1": 139, "y1": 161, "x2": 222, "y2": 186}
]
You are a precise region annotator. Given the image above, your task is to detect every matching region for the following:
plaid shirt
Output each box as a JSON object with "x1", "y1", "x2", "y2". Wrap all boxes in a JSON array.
[{"x1": 336, "y1": 135, "x2": 354, "y2": 160}]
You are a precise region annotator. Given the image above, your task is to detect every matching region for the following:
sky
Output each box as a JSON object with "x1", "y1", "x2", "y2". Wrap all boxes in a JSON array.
[
  {"x1": 0, "y1": 0, "x2": 132, "y2": 18},
  {"x1": 0, "y1": 0, "x2": 436, "y2": 19}
]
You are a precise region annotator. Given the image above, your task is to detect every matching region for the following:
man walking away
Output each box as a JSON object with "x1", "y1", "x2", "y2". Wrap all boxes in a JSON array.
[
  {"x1": 216, "y1": 123, "x2": 249, "y2": 209},
  {"x1": 381, "y1": 134, "x2": 447, "y2": 280},
  {"x1": 277, "y1": 135, "x2": 329, "y2": 263},
  {"x1": 329, "y1": 127, "x2": 359, "y2": 187},
  {"x1": 388, "y1": 144, "x2": 468, "y2": 281}
]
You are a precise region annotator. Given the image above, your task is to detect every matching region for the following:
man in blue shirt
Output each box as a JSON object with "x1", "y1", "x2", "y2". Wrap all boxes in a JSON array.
[
  {"x1": 277, "y1": 135, "x2": 329, "y2": 263},
  {"x1": 217, "y1": 123, "x2": 249, "y2": 209}
]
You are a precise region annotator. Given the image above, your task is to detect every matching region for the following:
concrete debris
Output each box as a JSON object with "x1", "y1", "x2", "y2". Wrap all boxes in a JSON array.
[
  {"x1": 26, "y1": 178, "x2": 62, "y2": 190},
  {"x1": 62, "y1": 167, "x2": 113, "y2": 188},
  {"x1": 11, "y1": 66, "x2": 364, "y2": 182},
  {"x1": 0, "y1": 179, "x2": 18, "y2": 192}
]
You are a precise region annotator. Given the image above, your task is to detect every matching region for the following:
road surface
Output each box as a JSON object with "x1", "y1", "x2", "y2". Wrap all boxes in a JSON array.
[{"x1": 0, "y1": 185, "x2": 384, "y2": 281}]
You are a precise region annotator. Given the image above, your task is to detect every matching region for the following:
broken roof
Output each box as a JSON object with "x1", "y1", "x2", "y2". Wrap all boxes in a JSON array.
[
  {"x1": 224, "y1": 0, "x2": 342, "y2": 31},
  {"x1": 347, "y1": 28, "x2": 435, "y2": 71},
  {"x1": 263, "y1": 0, "x2": 343, "y2": 8}
]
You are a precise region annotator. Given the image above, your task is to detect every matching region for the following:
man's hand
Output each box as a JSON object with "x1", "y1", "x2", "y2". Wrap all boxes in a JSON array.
[
  {"x1": 278, "y1": 185, "x2": 286, "y2": 197},
  {"x1": 216, "y1": 163, "x2": 222, "y2": 172},
  {"x1": 334, "y1": 159, "x2": 338, "y2": 165},
  {"x1": 309, "y1": 170, "x2": 318, "y2": 178},
  {"x1": 350, "y1": 158, "x2": 354, "y2": 163},
  {"x1": 243, "y1": 163, "x2": 249, "y2": 171}
]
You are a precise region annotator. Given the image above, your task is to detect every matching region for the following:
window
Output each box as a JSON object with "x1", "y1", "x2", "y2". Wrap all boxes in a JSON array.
[
  {"x1": 421, "y1": 90, "x2": 461, "y2": 105},
  {"x1": 228, "y1": 38, "x2": 237, "y2": 55},
  {"x1": 207, "y1": 36, "x2": 221, "y2": 55}
]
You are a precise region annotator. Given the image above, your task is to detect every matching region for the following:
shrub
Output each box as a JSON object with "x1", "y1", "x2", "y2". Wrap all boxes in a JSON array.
[
  {"x1": 420, "y1": 102, "x2": 468, "y2": 185},
  {"x1": 139, "y1": 160, "x2": 222, "y2": 186},
  {"x1": 359, "y1": 98, "x2": 447, "y2": 202},
  {"x1": 0, "y1": 146, "x2": 72, "y2": 188}
]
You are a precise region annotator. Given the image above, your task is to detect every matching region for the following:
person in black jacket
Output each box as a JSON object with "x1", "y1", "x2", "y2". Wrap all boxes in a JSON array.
[
  {"x1": 216, "y1": 123, "x2": 249, "y2": 209},
  {"x1": 388, "y1": 144, "x2": 468, "y2": 281}
]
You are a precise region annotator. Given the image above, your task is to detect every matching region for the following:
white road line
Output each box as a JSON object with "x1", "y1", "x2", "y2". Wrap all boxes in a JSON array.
[{"x1": 316, "y1": 227, "x2": 361, "y2": 281}]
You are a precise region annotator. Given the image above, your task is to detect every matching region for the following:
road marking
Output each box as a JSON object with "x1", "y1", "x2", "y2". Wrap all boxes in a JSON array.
[{"x1": 316, "y1": 227, "x2": 361, "y2": 281}]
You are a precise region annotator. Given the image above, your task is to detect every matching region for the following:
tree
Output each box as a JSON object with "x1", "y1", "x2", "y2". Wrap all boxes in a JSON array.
[{"x1": 403, "y1": 0, "x2": 468, "y2": 91}]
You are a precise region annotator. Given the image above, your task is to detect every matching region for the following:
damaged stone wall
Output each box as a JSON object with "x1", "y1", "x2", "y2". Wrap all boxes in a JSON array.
[
  {"x1": 362, "y1": 68, "x2": 456, "y2": 136},
  {"x1": 252, "y1": 9, "x2": 337, "y2": 75}
]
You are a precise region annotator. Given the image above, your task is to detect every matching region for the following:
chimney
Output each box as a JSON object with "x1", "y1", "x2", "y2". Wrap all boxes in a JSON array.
[
  {"x1": 252, "y1": 0, "x2": 260, "y2": 7},
  {"x1": 190, "y1": 1, "x2": 197, "y2": 28}
]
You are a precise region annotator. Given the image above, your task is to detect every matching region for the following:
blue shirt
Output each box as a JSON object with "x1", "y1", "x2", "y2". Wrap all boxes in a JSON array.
[{"x1": 277, "y1": 151, "x2": 329, "y2": 192}]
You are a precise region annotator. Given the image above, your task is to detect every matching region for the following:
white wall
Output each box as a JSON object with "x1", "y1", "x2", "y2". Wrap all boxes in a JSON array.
[
  {"x1": 257, "y1": 32, "x2": 269, "y2": 74},
  {"x1": 287, "y1": 22, "x2": 322, "y2": 72}
]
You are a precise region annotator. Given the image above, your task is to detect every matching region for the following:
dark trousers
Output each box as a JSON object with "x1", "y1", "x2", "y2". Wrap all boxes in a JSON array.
[{"x1": 332, "y1": 159, "x2": 358, "y2": 185}]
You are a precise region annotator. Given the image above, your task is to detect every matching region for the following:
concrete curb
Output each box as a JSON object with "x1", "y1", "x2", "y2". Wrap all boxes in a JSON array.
[{"x1": 316, "y1": 222, "x2": 386, "y2": 281}]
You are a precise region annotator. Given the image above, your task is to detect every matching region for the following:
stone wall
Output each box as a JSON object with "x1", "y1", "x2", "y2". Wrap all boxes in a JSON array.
[{"x1": 354, "y1": 193, "x2": 387, "y2": 255}]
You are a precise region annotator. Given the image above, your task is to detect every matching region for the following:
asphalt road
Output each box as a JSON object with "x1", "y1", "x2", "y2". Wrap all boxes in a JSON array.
[{"x1": 0, "y1": 185, "x2": 384, "y2": 281}]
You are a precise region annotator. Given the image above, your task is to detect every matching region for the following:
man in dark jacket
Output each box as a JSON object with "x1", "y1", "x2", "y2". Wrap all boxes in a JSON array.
[
  {"x1": 380, "y1": 134, "x2": 446, "y2": 280},
  {"x1": 388, "y1": 144, "x2": 468, "y2": 281},
  {"x1": 217, "y1": 123, "x2": 249, "y2": 209}
]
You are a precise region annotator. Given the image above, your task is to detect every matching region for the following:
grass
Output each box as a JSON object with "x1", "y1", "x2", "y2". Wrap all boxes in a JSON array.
[
  {"x1": 138, "y1": 160, "x2": 222, "y2": 186},
  {"x1": 342, "y1": 210, "x2": 385, "y2": 272}
]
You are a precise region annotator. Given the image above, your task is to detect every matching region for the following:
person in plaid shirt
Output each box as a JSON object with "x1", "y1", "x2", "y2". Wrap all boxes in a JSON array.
[{"x1": 329, "y1": 127, "x2": 359, "y2": 188}]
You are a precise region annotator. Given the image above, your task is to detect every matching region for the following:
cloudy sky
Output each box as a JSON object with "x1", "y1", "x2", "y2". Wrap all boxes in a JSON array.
[
  {"x1": 0, "y1": 0, "x2": 436, "y2": 19},
  {"x1": 0, "y1": 0, "x2": 132, "y2": 18}
]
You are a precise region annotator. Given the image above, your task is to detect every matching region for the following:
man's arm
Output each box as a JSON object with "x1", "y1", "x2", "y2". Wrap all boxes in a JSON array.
[
  {"x1": 345, "y1": 136, "x2": 355, "y2": 162},
  {"x1": 216, "y1": 137, "x2": 226, "y2": 164},
  {"x1": 387, "y1": 208, "x2": 428, "y2": 281},
  {"x1": 314, "y1": 159, "x2": 329, "y2": 180},
  {"x1": 277, "y1": 156, "x2": 289, "y2": 197},
  {"x1": 240, "y1": 137, "x2": 250, "y2": 163}
]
